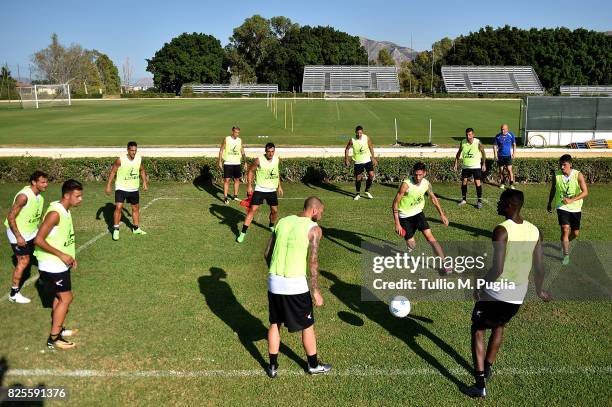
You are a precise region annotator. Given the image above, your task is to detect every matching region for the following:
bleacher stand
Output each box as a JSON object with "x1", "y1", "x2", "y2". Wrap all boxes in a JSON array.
[
  {"x1": 441, "y1": 66, "x2": 544, "y2": 94},
  {"x1": 302, "y1": 66, "x2": 400, "y2": 93},
  {"x1": 560, "y1": 86, "x2": 612, "y2": 96}
]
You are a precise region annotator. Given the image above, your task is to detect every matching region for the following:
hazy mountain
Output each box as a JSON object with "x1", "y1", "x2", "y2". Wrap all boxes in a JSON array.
[{"x1": 359, "y1": 37, "x2": 417, "y2": 66}]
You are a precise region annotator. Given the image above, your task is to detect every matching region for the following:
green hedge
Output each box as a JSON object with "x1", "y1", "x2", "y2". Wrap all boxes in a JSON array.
[{"x1": 0, "y1": 157, "x2": 610, "y2": 184}]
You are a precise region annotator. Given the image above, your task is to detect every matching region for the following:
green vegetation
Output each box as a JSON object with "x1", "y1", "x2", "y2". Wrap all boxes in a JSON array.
[{"x1": 0, "y1": 182, "x2": 610, "y2": 405}]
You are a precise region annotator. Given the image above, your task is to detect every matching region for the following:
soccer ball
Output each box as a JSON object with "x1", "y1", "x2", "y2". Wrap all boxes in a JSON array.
[{"x1": 389, "y1": 296, "x2": 411, "y2": 318}]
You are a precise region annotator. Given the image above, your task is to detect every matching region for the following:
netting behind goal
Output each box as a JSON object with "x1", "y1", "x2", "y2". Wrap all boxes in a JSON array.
[
  {"x1": 324, "y1": 90, "x2": 366, "y2": 100},
  {"x1": 18, "y1": 84, "x2": 71, "y2": 109}
]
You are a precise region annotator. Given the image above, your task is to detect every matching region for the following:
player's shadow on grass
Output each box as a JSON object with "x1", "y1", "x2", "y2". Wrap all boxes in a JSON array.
[
  {"x1": 198, "y1": 268, "x2": 308, "y2": 371},
  {"x1": 321, "y1": 226, "x2": 387, "y2": 254},
  {"x1": 427, "y1": 217, "x2": 493, "y2": 239},
  {"x1": 95, "y1": 203, "x2": 134, "y2": 233},
  {"x1": 209, "y1": 204, "x2": 269, "y2": 235},
  {"x1": 321, "y1": 270, "x2": 471, "y2": 388},
  {"x1": 0, "y1": 356, "x2": 45, "y2": 406},
  {"x1": 301, "y1": 181, "x2": 355, "y2": 198},
  {"x1": 193, "y1": 165, "x2": 224, "y2": 202}
]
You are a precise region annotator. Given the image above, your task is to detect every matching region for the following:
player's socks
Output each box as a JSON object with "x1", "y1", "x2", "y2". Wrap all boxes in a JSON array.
[
  {"x1": 484, "y1": 361, "x2": 493, "y2": 382},
  {"x1": 365, "y1": 178, "x2": 372, "y2": 192},
  {"x1": 10, "y1": 287, "x2": 19, "y2": 297},
  {"x1": 355, "y1": 180, "x2": 361, "y2": 193},
  {"x1": 307, "y1": 354, "x2": 319, "y2": 369},
  {"x1": 267, "y1": 353, "x2": 278, "y2": 378},
  {"x1": 476, "y1": 185, "x2": 482, "y2": 200},
  {"x1": 224, "y1": 196, "x2": 229, "y2": 204},
  {"x1": 269, "y1": 222, "x2": 275, "y2": 232},
  {"x1": 242, "y1": 225, "x2": 249, "y2": 234},
  {"x1": 269, "y1": 353, "x2": 278, "y2": 369},
  {"x1": 461, "y1": 185, "x2": 467, "y2": 201},
  {"x1": 475, "y1": 371, "x2": 486, "y2": 389}
]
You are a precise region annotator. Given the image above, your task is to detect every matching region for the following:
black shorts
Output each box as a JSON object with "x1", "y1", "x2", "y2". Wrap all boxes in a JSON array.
[
  {"x1": 399, "y1": 212, "x2": 430, "y2": 240},
  {"x1": 223, "y1": 164, "x2": 242, "y2": 179},
  {"x1": 471, "y1": 300, "x2": 520, "y2": 330},
  {"x1": 461, "y1": 168, "x2": 482, "y2": 181},
  {"x1": 115, "y1": 190, "x2": 139, "y2": 205},
  {"x1": 268, "y1": 291, "x2": 314, "y2": 333},
  {"x1": 557, "y1": 209, "x2": 581, "y2": 230},
  {"x1": 251, "y1": 190, "x2": 278, "y2": 206},
  {"x1": 354, "y1": 161, "x2": 374, "y2": 175},
  {"x1": 498, "y1": 156, "x2": 513, "y2": 166},
  {"x1": 10, "y1": 238, "x2": 35, "y2": 256},
  {"x1": 39, "y1": 269, "x2": 72, "y2": 293}
]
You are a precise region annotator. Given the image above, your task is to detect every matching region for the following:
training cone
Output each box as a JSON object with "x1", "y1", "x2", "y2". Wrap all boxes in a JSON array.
[{"x1": 240, "y1": 193, "x2": 253, "y2": 209}]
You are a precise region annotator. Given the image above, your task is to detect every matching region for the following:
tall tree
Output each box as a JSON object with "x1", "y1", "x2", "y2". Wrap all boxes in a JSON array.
[
  {"x1": 147, "y1": 32, "x2": 225, "y2": 94},
  {"x1": 94, "y1": 52, "x2": 121, "y2": 94},
  {"x1": 377, "y1": 49, "x2": 395, "y2": 66},
  {"x1": 0, "y1": 66, "x2": 17, "y2": 99}
]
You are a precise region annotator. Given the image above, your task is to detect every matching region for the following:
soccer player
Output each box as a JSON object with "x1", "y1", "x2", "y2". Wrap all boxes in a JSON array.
[
  {"x1": 236, "y1": 143, "x2": 283, "y2": 243},
  {"x1": 218, "y1": 126, "x2": 247, "y2": 205},
  {"x1": 104, "y1": 141, "x2": 149, "y2": 240},
  {"x1": 454, "y1": 128, "x2": 487, "y2": 209},
  {"x1": 463, "y1": 189, "x2": 551, "y2": 398},
  {"x1": 263, "y1": 196, "x2": 331, "y2": 377},
  {"x1": 547, "y1": 154, "x2": 588, "y2": 265},
  {"x1": 493, "y1": 124, "x2": 516, "y2": 189},
  {"x1": 392, "y1": 162, "x2": 452, "y2": 274},
  {"x1": 4, "y1": 171, "x2": 48, "y2": 303},
  {"x1": 34, "y1": 180, "x2": 84, "y2": 350},
  {"x1": 345, "y1": 125, "x2": 377, "y2": 200}
]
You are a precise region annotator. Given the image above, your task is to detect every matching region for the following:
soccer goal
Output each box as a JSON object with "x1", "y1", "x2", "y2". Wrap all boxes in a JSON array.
[
  {"x1": 18, "y1": 83, "x2": 71, "y2": 109},
  {"x1": 323, "y1": 90, "x2": 366, "y2": 100}
]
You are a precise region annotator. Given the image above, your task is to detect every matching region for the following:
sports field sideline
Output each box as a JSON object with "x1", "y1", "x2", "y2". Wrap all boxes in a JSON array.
[
  {"x1": 1, "y1": 181, "x2": 610, "y2": 405},
  {"x1": 0, "y1": 98, "x2": 521, "y2": 147}
]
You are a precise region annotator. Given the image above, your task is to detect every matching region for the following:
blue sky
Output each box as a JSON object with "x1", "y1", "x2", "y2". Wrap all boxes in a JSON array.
[{"x1": 1, "y1": 0, "x2": 610, "y2": 81}]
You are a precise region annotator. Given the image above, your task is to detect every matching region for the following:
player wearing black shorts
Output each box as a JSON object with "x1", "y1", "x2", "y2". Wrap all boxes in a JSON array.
[
  {"x1": 345, "y1": 126, "x2": 377, "y2": 200},
  {"x1": 237, "y1": 143, "x2": 283, "y2": 243},
  {"x1": 463, "y1": 189, "x2": 551, "y2": 398},
  {"x1": 547, "y1": 155, "x2": 588, "y2": 265},
  {"x1": 263, "y1": 197, "x2": 331, "y2": 377},
  {"x1": 105, "y1": 141, "x2": 149, "y2": 241},
  {"x1": 4, "y1": 171, "x2": 48, "y2": 304},
  {"x1": 218, "y1": 126, "x2": 246, "y2": 204},
  {"x1": 392, "y1": 162, "x2": 452, "y2": 274},
  {"x1": 454, "y1": 128, "x2": 486, "y2": 209}
]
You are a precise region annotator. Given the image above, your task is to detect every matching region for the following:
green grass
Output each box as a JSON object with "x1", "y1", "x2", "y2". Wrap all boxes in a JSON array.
[
  {"x1": 0, "y1": 181, "x2": 610, "y2": 405},
  {"x1": 0, "y1": 99, "x2": 520, "y2": 147}
]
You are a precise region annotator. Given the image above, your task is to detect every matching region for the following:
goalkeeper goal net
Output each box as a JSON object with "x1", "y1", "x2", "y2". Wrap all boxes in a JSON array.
[
  {"x1": 18, "y1": 84, "x2": 71, "y2": 109},
  {"x1": 323, "y1": 90, "x2": 366, "y2": 100}
]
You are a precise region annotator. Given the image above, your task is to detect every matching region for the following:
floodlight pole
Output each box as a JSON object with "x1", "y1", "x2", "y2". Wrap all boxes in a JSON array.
[
  {"x1": 34, "y1": 84, "x2": 39, "y2": 109},
  {"x1": 394, "y1": 118, "x2": 399, "y2": 146},
  {"x1": 67, "y1": 83, "x2": 71, "y2": 106},
  {"x1": 428, "y1": 118, "x2": 432, "y2": 144}
]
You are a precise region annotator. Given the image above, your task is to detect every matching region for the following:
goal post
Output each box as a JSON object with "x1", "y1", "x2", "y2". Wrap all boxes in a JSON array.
[{"x1": 18, "y1": 83, "x2": 71, "y2": 109}]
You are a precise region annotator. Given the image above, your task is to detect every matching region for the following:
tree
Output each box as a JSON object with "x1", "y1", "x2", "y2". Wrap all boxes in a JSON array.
[
  {"x1": 147, "y1": 32, "x2": 225, "y2": 94},
  {"x1": 122, "y1": 57, "x2": 134, "y2": 90},
  {"x1": 94, "y1": 52, "x2": 121, "y2": 94},
  {"x1": 0, "y1": 66, "x2": 17, "y2": 100},
  {"x1": 377, "y1": 49, "x2": 395, "y2": 66}
]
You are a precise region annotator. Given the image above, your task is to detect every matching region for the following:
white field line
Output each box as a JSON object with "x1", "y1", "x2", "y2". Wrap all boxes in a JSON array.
[
  {"x1": 0, "y1": 197, "x2": 184, "y2": 302},
  {"x1": 335, "y1": 101, "x2": 340, "y2": 120},
  {"x1": 5, "y1": 366, "x2": 611, "y2": 378}
]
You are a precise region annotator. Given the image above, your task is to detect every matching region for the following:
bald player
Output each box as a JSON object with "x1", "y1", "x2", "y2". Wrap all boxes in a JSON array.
[
  {"x1": 493, "y1": 124, "x2": 516, "y2": 190},
  {"x1": 263, "y1": 197, "x2": 331, "y2": 378}
]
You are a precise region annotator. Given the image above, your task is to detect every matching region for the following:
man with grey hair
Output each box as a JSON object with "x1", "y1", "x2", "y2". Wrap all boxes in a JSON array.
[{"x1": 493, "y1": 124, "x2": 516, "y2": 190}]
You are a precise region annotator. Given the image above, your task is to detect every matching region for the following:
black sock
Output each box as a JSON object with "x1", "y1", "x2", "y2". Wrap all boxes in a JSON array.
[
  {"x1": 474, "y1": 370, "x2": 486, "y2": 389},
  {"x1": 10, "y1": 287, "x2": 19, "y2": 296},
  {"x1": 133, "y1": 225, "x2": 139, "y2": 230},
  {"x1": 509, "y1": 180, "x2": 514, "y2": 185},
  {"x1": 355, "y1": 180, "x2": 361, "y2": 193},
  {"x1": 484, "y1": 360, "x2": 492, "y2": 376},
  {"x1": 269, "y1": 353, "x2": 278, "y2": 369},
  {"x1": 476, "y1": 185, "x2": 482, "y2": 201},
  {"x1": 241, "y1": 225, "x2": 249, "y2": 234},
  {"x1": 365, "y1": 178, "x2": 373, "y2": 192},
  {"x1": 307, "y1": 353, "x2": 319, "y2": 369},
  {"x1": 461, "y1": 185, "x2": 467, "y2": 200},
  {"x1": 269, "y1": 222, "x2": 275, "y2": 228}
]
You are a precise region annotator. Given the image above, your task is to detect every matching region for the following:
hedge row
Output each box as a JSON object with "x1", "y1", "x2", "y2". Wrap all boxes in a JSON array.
[{"x1": 0, "y1": 157, "x2": 610, "y2": 184}]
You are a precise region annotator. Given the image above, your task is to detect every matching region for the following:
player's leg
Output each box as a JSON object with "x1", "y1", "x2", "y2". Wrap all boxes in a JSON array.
[
  {"x1": 269, "y1": 205, "x2": 279, "y2": 230},
  {"x1": 507, "y1": 164, "x2": 515, "y2": 189},
  {"x1": 421, "y1": 228, "x2": 452, "y2": 274},
  {"x1": 237, "y1": 204, "x2": 260, "y2": 242},
  {"x1": 474, "y1": 177, "x2": 483, "y2": 209},
  {"x1": 132, "y1": 198, "x2": 146, "y2": 235},
  {"x1": 464, "y1": 302, "x2": 488, "y2": 398},
  {"x1": 484, "y1": 325, "x2": 505, "y2": 381},
  {"x1": 233, "y1": 177, "x2": 241, "y2": 200},
  {"x1": 112, "y1": 198, "x2": 124, "y2": 240},
  {"x1": 498, "y1": 165, "x2": 505, "y2": 188},
  {"x1": 8, "y1": 253, "x2": 31, "y2": 303},
  {"x1": 354, "y1": 171, "x2": 364, "y2": 199},
  {"x1": 560, "y1": 224, "x2": 571, "y2": 263},
  {"x1": 267, "y1": 323, "x2": 281, "y2": 377},
  {"x1": 364, "y1": 163, "x2": 375, "y2": 198},
  {"x1": 459, "y1": 171, "x2": 469, "y2": 205},
  {"x1": 223, "y1": 177, "x2": 230, "y2": 203}
]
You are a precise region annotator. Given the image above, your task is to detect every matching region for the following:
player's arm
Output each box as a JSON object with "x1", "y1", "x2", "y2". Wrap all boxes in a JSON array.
[
  {"x1": 140, "y1": 163, "x2": 148, "y2": 192},
  {"x1": 217, "y1": 138, "x2": 226, "y2": 170},
  {"x1": 392, "y1": 183, "x2": 408, "y2": 235},
  {"x1": 453, "y1": 143, "x2": 462, "y2": 171},
  {"x1": 427, "y1": 183, "x2": 448, "y2": 226},
  {"x1": 34, "y1": 211, "x2": 77, "y2": 270},
  {"x1": 264, "y1": 233, "x2": 276, "y2": 267},
  {"x1": 547, "y1": 172, "x2": 556, "y2": 212},
  {"x1": 241, "y1": 144, "x2": 247, "y2": 170},
  {"x1": 368, "y1": 137, "x2": 378, "y2": 166},
  {"x1": 276, "y1": 158, "x2": 283, "y2": 197},
  {"x1": 105, "y1": 158, "x2": 120, "y2": 195},
  {"x1": 479, "y1": 143, "x2": 487, "y2": 171},
  {"x1": 476, "y1": 225, "x2": 507, "y2": 300},
  {"x1": 568, "y1": 172, "x2": 589, "y2": 203},
  {"x1": 344, "y1": 139, "x2": 353, "y2": 166},
  {"x1": 6, "y1": 194, "x2": 28, "y2": 247},
  {"x1": 512, "y1": 136, "x2": 516, "y2": 158},
  {"x1": 246, "y1": 158, "x2": 259, "y2": 195},
  {"x1": 308, "y1": 225, "x2": 324, "y2": 306},
  {"x1": 492, "y1": 141, "x2": 498, "y2": 160},
  {"x1": 533, "y1": 228, "x2": 551, "y2": 301}
]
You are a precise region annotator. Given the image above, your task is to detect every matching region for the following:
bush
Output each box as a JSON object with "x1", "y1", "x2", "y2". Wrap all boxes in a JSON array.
[{"x1": 0, "y1": 157, "x2": 610, "y2": 184}]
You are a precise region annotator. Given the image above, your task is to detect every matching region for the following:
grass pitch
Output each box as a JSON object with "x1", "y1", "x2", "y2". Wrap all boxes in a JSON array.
[
  {"x1": 0, "y1": 98, "x2": 520, "y2": 147},
  {"x1": 0, "y1": 181, "x2": 610, "y2": 405}
]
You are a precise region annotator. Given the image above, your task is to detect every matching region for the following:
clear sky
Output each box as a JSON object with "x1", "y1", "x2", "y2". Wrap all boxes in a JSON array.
[{"x1": 1, "y1": 0, "x2": 610, "y2": 81}]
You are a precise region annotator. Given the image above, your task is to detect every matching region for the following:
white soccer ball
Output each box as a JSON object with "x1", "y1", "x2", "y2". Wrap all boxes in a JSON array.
[{"x1": 389, "y1": 296, "x2": 411, "y2": 318}]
